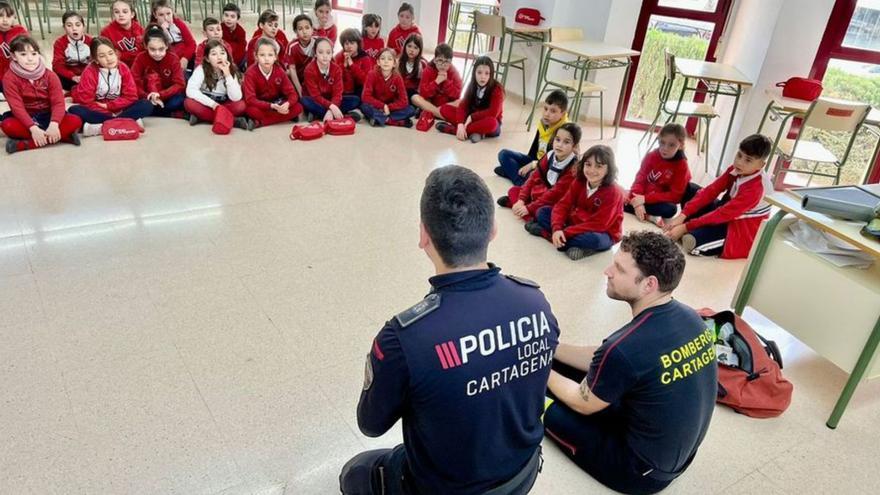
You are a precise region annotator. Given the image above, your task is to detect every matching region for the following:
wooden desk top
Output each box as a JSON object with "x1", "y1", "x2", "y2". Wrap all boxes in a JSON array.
[
  {"x1": 764, "y1": 87, "x2": 880, "y2": 126},
  {"x1": 453, "y1": 0, "x2": 499, "y2": 7},
  {"x1": 507, "y1": 23, "x2": 550, "y2": 34},
  {"x1": 542, "y1": 40, "x2": 640, "y2": 60},
  {"x1": 769, "y1": 188, "x2": 880, "y2": 258},
  {"x1": 675, "y1": 58, "x2": 753, "y2": 86}
]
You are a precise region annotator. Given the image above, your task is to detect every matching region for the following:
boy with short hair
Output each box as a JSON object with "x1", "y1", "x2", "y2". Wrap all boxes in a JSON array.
[
  {"x1": 221, "y1": 3, "x2": 246, "y2": 67},
  {"x1": 195, "y1": 17, "x2": 234, "y2": 66},
  {"x1": 664, "y1": 134, "x2": 774, "y2": 259},
  {"x1": 626, "y1": 122, "x2": 691, "y2": 223},
  {"x1": 494, "y1": 89, "x2": 569, "y2": 186},
  {"x1": 245, "y1": 9, "x2": 289, "y2": 68},
  {"x1": 0, "y1": 0, "x2": 28, "y2": 100},
  {"x1": 285, "y1": 14, "x2": 315, "y2": 95}
]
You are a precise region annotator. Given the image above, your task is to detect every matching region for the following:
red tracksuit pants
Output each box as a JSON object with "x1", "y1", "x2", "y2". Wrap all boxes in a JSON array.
[
  {"x1": 184, "y1": 98, "x2": 247, "y2": 123},
  {"x1": 439, "y1": 104, "x2": 500, "y2": 136},
  {"x1": 245, "y1": 101, "x2": 303, "y2": 127},
  {"x1": 1, "y1": 112, "x2": 82, "y2": 151}
]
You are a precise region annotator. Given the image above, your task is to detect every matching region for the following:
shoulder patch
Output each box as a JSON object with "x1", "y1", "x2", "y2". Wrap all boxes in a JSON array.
[
  {"x1": 505, "y1": 274, "x2": 541, "y2": 288},
  {"x1": 395, "y1": 293, "x2": 441, "y2": 328}
]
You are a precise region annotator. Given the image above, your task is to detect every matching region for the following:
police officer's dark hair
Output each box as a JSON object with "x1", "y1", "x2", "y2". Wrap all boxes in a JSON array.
[
  {"x1": 619, "y1": 231, "x2": 685, "y2": 293},
  {"x1": 420, "y1": 166, "x2": 494, "y2": 268},
  {"x1": 739, "y1": 133, "x2": 772, "y2": 160}
]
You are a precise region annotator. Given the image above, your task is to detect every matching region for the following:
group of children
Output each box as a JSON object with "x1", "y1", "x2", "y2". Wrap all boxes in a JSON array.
[
  {"x1": 495, "y1": 90, "x2": 775, "y2": 260},
  {"x1": 0, "y1": 0, "x2": 505, "y2": 152}
]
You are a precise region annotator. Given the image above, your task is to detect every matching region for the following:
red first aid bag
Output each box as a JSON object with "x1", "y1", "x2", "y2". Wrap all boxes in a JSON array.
[
  {"x1": 212, "y1": 105, "x2": 234, "y2": 135},
  {"x1": 324, "y1": 116, "x2": 356, "y2": 136},
  {"x1": 102, "y1": 118, "x2": 141, "y2": 141},
  {"x1": 776, "y1": 77, "x2": 823, "y2": 101},
  {"x1": 290, "y1": 121, "x2": 325, "y2": 140},
  {"x1": 699, "y1": 309, "x2": 793, "y2": 418},
  {"x1": 515, "y1": 8, "x2": 544, "y2": 26}
]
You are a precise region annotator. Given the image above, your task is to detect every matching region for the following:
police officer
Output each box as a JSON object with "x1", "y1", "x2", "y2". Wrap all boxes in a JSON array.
[
  {"x1": 543, "y1": 231, "x2": 717, "y2": 495},
  {"x1": 339, "y1": 165, "x2": 560, "y2": 495}
]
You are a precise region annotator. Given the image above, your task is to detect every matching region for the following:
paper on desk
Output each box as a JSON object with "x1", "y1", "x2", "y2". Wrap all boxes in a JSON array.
[{"x1": 783, "y1": 220, "x2": 875, "y2": 269}]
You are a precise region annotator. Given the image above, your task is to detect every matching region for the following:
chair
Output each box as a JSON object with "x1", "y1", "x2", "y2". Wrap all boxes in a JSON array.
[
  {"x1": 447, "y1": 0, "x2": 496, "y2": 55},
  {"x1": 639, "y1": 50, "x2": 718, "y2": 171},
  {"x1": 542, "y1": 27, "x2": 606, "y2": 138},
  {"x1": 467, "y1": 11, "x2": 527, "y2": 104},
  {"x1": 772, "y1": 97, "x2": 870, "y2": 186}
]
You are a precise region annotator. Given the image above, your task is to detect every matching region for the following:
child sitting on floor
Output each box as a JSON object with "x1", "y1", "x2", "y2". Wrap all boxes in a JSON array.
[
  {"x1": 242, "y1": 37, "x2": 302, "y2": 128},
  {"x1": 436, "y1": 55, "x2": 503, "y2": 143},
  {"x1": 495, "y1": 89, "x2": 568, "y2": 185},
  {"x1": 625, "y1": 122, "x2": 691, "y2": 224},
  {"x1": 360, "y1": 47, "x2": 414, "y2": 127},
  {"x1": 52, "y1": 11, "x2": 92, "y2": 91}
]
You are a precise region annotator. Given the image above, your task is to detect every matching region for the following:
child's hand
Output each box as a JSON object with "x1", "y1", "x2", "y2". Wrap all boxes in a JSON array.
[
  {"x1": 383, "y1": 104, "x2": 390, "y2": 115},
  {"x1": 277, "y1": 102, "x2": 290, "y2": 114},
  {"x1": 512, "y1": 201, "x2": 528, "y2": 217},
  {"x1": 148, "y1": 92, "x2": 163, "y2": 107},
  {"x1": 551, "y1": 231, "x2": 566, "y2": 248},
  {"x1": 634, "y1": 205, "x2": 647, "y2": 222},
  {"x1": 630, "y1": 194, "x2": 645, "y2": 207},
  {"x1": 344, "y1": 53, "x2": 352, "y2": 66},
  {"x1": 329, "y1": 104, "x2": 344, "y2": 120},
  {"x1": 435, "y1": 70, "x2": 447, "y2": 84},
  {"x1": 665, "y1": 224, "x2": 687, "y2": 241},
  {"x1": 323, "y1": 110, "x2": 334, "y2": 122},
  {"x1": 456, "y1": 123, "x2": 467, "y2": 141},
  {"x1": 45, "y1": 122, "x2": 61, "y2": 144},
  {"x1": 180, "y1": 58, "x2": 189, "y2": 70},
  {"x1": 518, "y1": 163, "x2": 534, "y2": 177},
  {"x1": 664, "y1": 214, "x2": 686, "y2": 232},
  {"x1": 218, "y1": 59, "x2": 231, "y2": 76},
  {"x1": 72, "y1": 75, "x2": 81, "y2": 83},
  {"x1": 29, "y1": 126, "x2": 48, "y2": 147},
  {"x1": 96, "y1": 102, "x2": 108, "y2": 110}
]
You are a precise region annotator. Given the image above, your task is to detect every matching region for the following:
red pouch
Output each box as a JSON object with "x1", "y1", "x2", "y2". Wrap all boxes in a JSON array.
[
  {"x1": 290, "y1": 121, "x2": 325, "y2": 140},
  {"x1": 102, "y1": 118, "x2": 141, "y2": 141},
  {"x1": 324, "y1": 116, "x2": 356, "y2": 136},
  {"x1": 515, "y1": 8, "x2": 544, "y2": 26},
  {"x1": 416, "y1": 111, "x2": 434, "y2": 132},
  {"x1": 212, "y1": 105, "x2": 234, "y2": 135},
  {"x1": 776, "y1": 77, "x2": 823, "y2": 101}
]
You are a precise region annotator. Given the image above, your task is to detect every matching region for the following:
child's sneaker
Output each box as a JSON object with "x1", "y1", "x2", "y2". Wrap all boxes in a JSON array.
[
  {"x1": 524, "y1": 221, "x2": 544, "y2": 237},
  {"x1": 0, "y1": 92, "x2": 5, "y2": 102},
  {"x1": 494, "y1": 166, "x2": 506, "y2": 178},
  {"x1": 387, "y1": 118, "x2": 412, "y2": 128},
  {"x1": 347, "y1": 109, "x2": 363, "y2": 123},
  {"x1": 82, "y1": 122, "x2": 103, "y2": 137},
  {"x1": 5, "y1": 139, "x2": 23, "y2": 154},
  {"x1": 233, "y1": 117, "x2": 254, "y2": 131},
  {"x1": 67, "y1": 132, "x2": 82, "y2": 146},
  {"x1": 681, "y1": 234, "x2": 697, "y2": 254},
  {"x1": 497, "y1": 196, "x2": 511, "y2": 208},
  {"x1": 416, "y1": 111, "x2": 434, "y2": 132},
  {"x1": 435, "y1": 121, "x2": 455, "y2": 135},
  {"x1": 136, "y1": 118, "x2": 145, "y2": 132},
  {"x1": 469, "y1": 133, "x2": 484, "y2": 143},
  {"x1": 189, "y1": 113, "x2": 199, "y2": 126},
  {"x1": 566, "y1": 247, "x2": 596, "y2": 260}
]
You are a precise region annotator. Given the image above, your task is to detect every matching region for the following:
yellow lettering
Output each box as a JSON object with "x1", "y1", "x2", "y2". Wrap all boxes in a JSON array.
[
  {"x1": 661, "y1": 372, "x2": 671, "y2": 385},
  {"x1": 673, "y1": 368, "x2": 683, "y2": 381},
  {"x1": 661, "y1": 354, "x2": 671, "y2": 368},
  {"x1": 671, "y1": 349, "x2": 682, "y2": 363},
  {"x1": 688, "y1": 341, "x2": 698, "y2": 356}
]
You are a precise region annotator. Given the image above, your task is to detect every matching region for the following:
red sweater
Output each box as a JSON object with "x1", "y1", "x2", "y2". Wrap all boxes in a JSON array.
[
  {"x1": 314, "y1": 25, "x2": 337, "y2": 45},
  {"x1": 333, "y1": 51, "x2": 373, "y2": 94},
  {"x1": 418, "y1": 63, "x2": 462, "y2": 105},
  {"x1": 285, "y1": 39, "x2": 315, "y2": 83},
  {"x1": 246, "y1": 31, "x2": 290, "y2": 67},
  {"x1": 52, "y1": 34, "x2": 93, "y2": 80},
  {"x1": 130, "y1": 51, "x2": 185, "y2": 100},
  {"x1": 362, "y1": 68, "x2": 408, "y2": 110},
  {"x1": 100, "y1": 21, "x2": 145, "y2": 67},
  {"x1": 551, "y1": 180, "x2": 625, "y2": 242},
  {"x1": 71, "y1": 62, "x2": 139, "y2": 113},
  {"x1": 458, "y1": 84, "x2": 504, "y2": 124},
  {"x1": 362, "y1": 36, "x2": 384, "y2": 60},
  {"x1": 303, "y1": 60, "x2": 343, "y2": 107},
  {"x1": 519, "y1": 151, "x2": 578, "y2": 217},
  {"x1": 2, "y1": 69, "x2": 66, "y2": 126},
  {"x1": 387, "y1": 24, "x2": 421, "y2": 55},
  {"x1": 629, "y1": 149, "x2": 691, "y2": 204},
  {"x1": 195, "y1": 39, "x2": 234, "y2": 66},
  {"x1": 242, "y1": 63, "x2": 299, "y2": 111},
  {"x1": 400, "y1": 57, "x2": 427, "y2": 93},
  {"x1": 221, "y1": 23, "x2": 247, "y2": 65},
  {"x1": 166, "y1": 18, "x2": 196, "y2": 63},
  {"x1": 682, "y1": 166, "x2": 773, "y2": 259},
  {"x1": 0, "y1": 26, "x2": 29, "y2": 79}
]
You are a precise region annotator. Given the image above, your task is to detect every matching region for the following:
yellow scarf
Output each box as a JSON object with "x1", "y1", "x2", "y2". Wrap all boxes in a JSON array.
[{"x1": 535, "y1": 113, "x2": 569, "y2": 160}]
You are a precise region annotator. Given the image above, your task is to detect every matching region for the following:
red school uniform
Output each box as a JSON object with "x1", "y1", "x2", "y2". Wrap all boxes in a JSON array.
[
  {"x1": 52, "y1": 34, "x2": 94, "y2": 80},
  {"x1": 164, "y1": 17, "x2": 196, "y2": 63},
  {"x1": 681, "y1": 166, "x2": 773, "y2": 259},
  {"x1": 314, "y1": 24, "x2": 337, "y2": 45},
  {"x1": 0, "y1": 25, "x2": 29, "y2": 81},
  {"x1": 246, "y1": 30, "x2": 290, "y2": 67},
  {"x1": 130, "y1": 51, "x2": 185, "y2": 100},
  {"x1": 361, "y1": 67, "x2": 408, "y2": 110},
  {"x1": 303, "y1": 59, "x2": 343, "y2": 107},
  {"x1": 71, "y1": 62, "x2": 139, "y2": 113},
  {"x1": 333, "y1": 51, "x2": 373, "y2": 94},
  {"x1": 551, "y1": 180, "x2": 625, "y2": 243},
  {"x1": 418, "y1": 63, "x2": 462, "y2": 106},
  {"x1": 386, "y1": 24, "x2": 420, "y2": 55},
  {"x1": 628, "y1": 149, "x2": 691, "y2": 205},
  {"x1": 400, "y1": 56, "x2": 427, "y2": 93},
  {"x1": 195, "y1": 39, "x2": 234, "y2": 66},
  {"x1": 100, "y1": 20, "x2": 145, "y2": 68},
  {"x1": 362, "y1": 35, "x2": 384, "y2": 60},
  {"x1": 221, "y1": 22, "x2": 247, "y2": 65},
  {"x1": 285, "y1": 38, "x2": 315, "y2": 83},
  {"x1": 242, "y1": 63, "x2": 299, "y2": 109},
  {"x1": 1, "y1": 69, "x2": 66, "y2": 126},
  {"x1": 515, "y1": 151, "x2": 578, "y2": 218},
  {"x1": 457, "y1": 83, "x2": 504, "y2": 124}
]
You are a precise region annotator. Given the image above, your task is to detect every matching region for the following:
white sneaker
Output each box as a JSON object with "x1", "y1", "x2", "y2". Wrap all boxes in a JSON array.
[
  {"x1": 136, "y1": 118, "x2": 145, "y2": 132},
  {"x1": 82, "y1": 122, "x2": 103, "y2": 137},
  {"x1": 0, "y1": 92, "x2": 6, "y2": 102}
]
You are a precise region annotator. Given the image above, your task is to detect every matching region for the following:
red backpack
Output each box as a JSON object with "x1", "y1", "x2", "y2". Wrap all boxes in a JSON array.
[
  {"x1": 515, "y1": 8, "x2": 545, "y2": 26},
  {"x1": 776, "y1": 77, "x2": 823, "y2": 101},
  {"x1": 699, "y1": 309, "x2": 793, "y2": 418}
]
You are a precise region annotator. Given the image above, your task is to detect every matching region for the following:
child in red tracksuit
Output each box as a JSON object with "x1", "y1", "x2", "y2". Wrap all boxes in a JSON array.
[
  {"x1": 2, "y1": 35, "x2": 82, "y2": 154},
  {"x1": 52, "y1": 11, "x2": 92, "y2": 91},
  {"x1": 0, "y1": 1, "x2": 27, "y2": 98},
  {"x1": 301, "y1": 37, "x2": 360, "y2": 122},
  {"x1": 387, "y1": 2, "x2": 420, "y2": 55},
  {"x1": 626, "y1": 123, "x2": 691, "y2": 223},
  {"x1": 185, "y1": 39, "x2": 250, "y2": 131},
  {"x1": 246, "y1": 9, "x2": 289, "y2": 68},
  {"x1": 131, "y1": 26, "x2": 185, "y2": 118},
  {"x1": 664, "y1": 134, "x2": 774, "y2": 259},
  {"x1": 398, "y1": 33, "x2": 426, "y2": 99},
  {"x1": 151, "y1": 0, "x2": 196, "y2": 71},
  {"x1": 361, "y1": 13, "x2": 384, "y2": 60},
  {"x1": 286, "y1": 14, "x2": 315, "y2": 95},
  {"x1": 195, "y1": 17, "x2": 233, "y2": 66},
  {"x1": 313, "y1": 0, "x2": 337, "y2": 46},
  {"x1": 530, "y1": 145, "x2": 624, "y2": 261},
  {"x1": 243, "y1": 38, "x2": 302, "y2": 128},
  {"x1": 221, "y1": 3, "x2": 246, "y2": 67},
  {"x1": 412, "y1": 43, "x2": 461, "y2": 120},
  {"x1": 334, "y1": 28, "x2": 373, "y2": 105},
  {"x1": 436, "y1": 55, "x2": 503, "y2": 143},
  {"x1": 360, "y1": 47, "x2": 415, "y2": 127},
  {"x1": 497, "y1": 123, "x2": 581, "y2": 223},
  {"x1": 100, "y1": 0, "x2": 144, "y2": 68}
]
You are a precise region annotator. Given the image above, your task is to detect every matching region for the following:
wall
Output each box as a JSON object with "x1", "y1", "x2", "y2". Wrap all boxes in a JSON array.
[{"x1": 362, "y1": 0, "x2": 439, "y2": 50}]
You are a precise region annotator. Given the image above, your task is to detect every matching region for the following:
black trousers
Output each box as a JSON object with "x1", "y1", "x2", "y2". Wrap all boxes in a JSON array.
[
  {"x1": 624, "y1": 202, "x2": 679, "y2": 219},
  {"x1": 544, "y1": 362, "x2": 672, "y2": 495}
]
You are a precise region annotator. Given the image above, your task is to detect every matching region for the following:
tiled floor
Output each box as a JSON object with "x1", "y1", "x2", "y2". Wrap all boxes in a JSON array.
[{"x1": 2, "y1": 13, "x2": 880, "y2": 495}]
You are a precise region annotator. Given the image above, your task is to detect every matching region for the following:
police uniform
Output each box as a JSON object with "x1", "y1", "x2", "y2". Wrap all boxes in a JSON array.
[
  {"x1": 544, "y1": 300, "x2": 717, "y2": 495},
  {"x1": 340, "y1": 264, "x2": 560, "y2": 495}
]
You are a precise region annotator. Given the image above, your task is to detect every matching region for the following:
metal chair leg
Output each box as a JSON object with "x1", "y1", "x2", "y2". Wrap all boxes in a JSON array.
[{"x1": 599, "y1": 93, "x2": 604, "y2": 140}]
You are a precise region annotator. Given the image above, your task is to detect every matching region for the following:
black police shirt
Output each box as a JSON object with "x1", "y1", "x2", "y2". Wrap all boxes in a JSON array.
[
  {"x1": 584, "y1": 300, "x2": 717, "y2": 475},
  {"x1": 358, "y1": 265, "x2": 560, "y2": 494}
]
